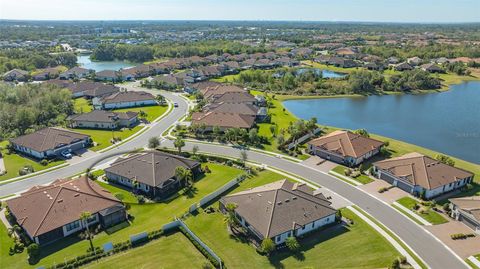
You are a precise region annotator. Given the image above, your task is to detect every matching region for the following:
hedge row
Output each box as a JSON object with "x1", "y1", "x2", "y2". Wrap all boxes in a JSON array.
[
  {"x1": 46, "y1": 228, "x2": 164, "y2": 269},
  {"x1": 179, "y1": 226, "x2": 222, "y2": 269},
  {"x1": 450, "y1": 233, "x2": 476, "y2": 240}
]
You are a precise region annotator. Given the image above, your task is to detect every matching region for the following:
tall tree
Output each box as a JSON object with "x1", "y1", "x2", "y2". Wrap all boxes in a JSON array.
[
  {"x1": 79, "y1": 211, "x2": 95, "y2": 251},
  {"x1": 174, "y1": 137, "x2": 185, "y2": 153}
]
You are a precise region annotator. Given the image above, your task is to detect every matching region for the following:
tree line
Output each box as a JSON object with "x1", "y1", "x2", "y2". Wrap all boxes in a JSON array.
[
  {"x1": 0, "y1": 49, "x2": 77, "y2": 73},
  {"x1": 0, "y1": 83, "x2": 73, "y2": 140}
]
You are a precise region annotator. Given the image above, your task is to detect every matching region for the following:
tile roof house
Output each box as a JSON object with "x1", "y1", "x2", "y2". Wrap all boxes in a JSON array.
[
  {"x1": 307, "y1": 130, "x2": 384, "y2": 166},
  {"x1": 204, "y1": 102, "x2": 267, "y2": 121},
  {"x1": 68, "y1": 110, "x2": 138, "y2": 130},
  {"x1": 210, "y1": 91, "x2": 257, "y2": 105},
  {"x1": 7, "y1": 176, "x2": 126, "y2": 245},
  {"x1": 220, "y1": 179, "x2": 337, "y2": 245},
  {"x1": 66, "y1": 81, "x2": 120, "y2": 99},
  {"x1": 449, "y1": 196, "x2": 480, "y2": 233},
  {"x1": 394, "y1": 62, "x2": 413, "y2": 71},
  {"x1": 200, "y1": 85, "x2": 246, "y2": 100},
  {"x1": 93, "y1": 91, "x2": 157, "y2": 110},
  {"x1": 151, "y1": 74, "x2": 185, "y2": 89},
  {"x1": 2, "y1": 69, "x2": 29, "y2": 81},
  {"x1": 10, "y1": 127, "x2": 91, "y2": 159},
  {"x1": 95, "y1": 70, "x2": 133, "y2": 82},
  {"x1": 421, "y1": 63, "x2": 445, "y2": 73},
  {"x1": 105, "y1": 151, "x2": 201, "y2": 198},
  {"x1": 191, "y1": 112, "x2": 256, "y2": 131},
  {"x1": 373, "y1": 153, "x2": 474, "y2": 199},
  {"x1": 59, "y1": 67, "x2": 93, "y2": 80},
  {"x1": 32, "y1": 67, "x2": 62, "y2": 81}
]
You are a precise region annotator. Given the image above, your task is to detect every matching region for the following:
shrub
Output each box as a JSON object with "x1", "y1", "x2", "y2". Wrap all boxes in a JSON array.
[
  {"x1": 442, "y1": 203, "x2": 451, "y2": 212},
  {"x1": 136, "y1": 195, "x2": 145, "y2": 204},
  {"x1": 285, "y1": 237, "x2": 300, "y2": 252},
  {"x1": 40, "y1": 159, "x2": 48, "y2": 166},
  {"x1": 390, "y1": 258, "x2": 401, "y2": 269},
  {"x1": 344, "y1": 168, "x2": 352, "y2": 176},
  {"x1": 398, "y1": 255, "x2": 407, "y2": 264},
  {"x1": 27, "y1": 243, "x2": 40, "y2": 259},
  {"x1": 378, "y1": 187, "x2": 389, "y2": 193},
  {"x1": 114, "y1": 193, "x2": 125, "y2": 201},
  {"x1": 260, "y1": 238, "x2": 275, "y2": 255}
]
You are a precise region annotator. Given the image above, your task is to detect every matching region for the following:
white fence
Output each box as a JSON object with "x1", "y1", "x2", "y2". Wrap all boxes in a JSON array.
[{"x1": 287, "y1": 127, "x2": 322, "y2": 150}]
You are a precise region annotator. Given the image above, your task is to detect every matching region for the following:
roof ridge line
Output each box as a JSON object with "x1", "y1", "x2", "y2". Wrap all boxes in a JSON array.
[
  {"x1": 265, "y1": 189, "x2": 279, "y2": 238},
  {"x1": 32, "y1": 186, "x2": 63, "y2": 236}
]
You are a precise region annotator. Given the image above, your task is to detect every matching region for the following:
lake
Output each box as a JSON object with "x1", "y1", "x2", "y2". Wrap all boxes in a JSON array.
[
  {"x1": 295, "y1": 68, "x2": 346, "y2": 79},
  {"x1": 283, "y1": 81, "x2": 480, "y2": 164},
  {"x1": 77, "y1": 55, "x2": 136, "y2": 72}
]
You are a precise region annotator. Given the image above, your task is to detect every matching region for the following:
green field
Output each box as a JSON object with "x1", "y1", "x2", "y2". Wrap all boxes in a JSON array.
[
  {"x1": 0, "y1": 162, "x2": 242, "y2": 269},
  {"x1": 73, "y1": 98, "x2": 93, "y2": 113},
  {"x1": 0, "y1": 141, "x2": 65, "y2": 182},
  {"x1": 397, "y1": 197, "x2": 448, "y2": 225},
  {"x1": 331, "y1": 165, "x2": 374, "y2": 184},
  {"x1": 113, "y1": 105, "x2": 168, "y2": 123},
  {"x1": 70, "y1": 126, "x2": 143, "y2": 151},
  {"x1": 185, "y1": 208, "x2": 400, "y2": 269},
  {"x1": 83, "y1": 233, "x2": 208, "y2": 269}
]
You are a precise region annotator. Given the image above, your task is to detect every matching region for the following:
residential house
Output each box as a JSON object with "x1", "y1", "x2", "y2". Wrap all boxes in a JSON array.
[
  {"x1": 204, "y1": 102, "x2": 268, "y2": 122},
  {"x1": 219, "y1": 179, "x2": 337, "y2": 245},
  {"x1": 105, "y1": 151, "x2": 201, "y2": 198},
  {"x1": 95, "y1": 70, "x2": 133, "y2": 82},
  {"x1": 421, "y1": 63, "x2": 445, "y2": 73},
  {"x1": 209, "y1": 91, "x2": 257, "y2": 105},
  {"x1": 407, "y1": 57, "x2": 423, "y2": 66},
  {"x1": 449, "y1": 196, "x2": 480, "y2": 234},
  {"x1": 191, "y1": 112, "x2": 256, "y2": 131},
  {"x1": 68, "y1": 110, "x2": 138, "y2": 129},
  {"x1": 10, "y1": 127, "x2": 91, "y2": 159},
  {"x1": 328, "y1": 57, "x2": 357, "y2": 68},
  {"x1": 59, "y1": 67, "x2": 93, "y2": 80},
  {"x1": 201, "y1": 85, "x2": 246, "y2": 100},
  {"x1": 32, "y1": 67, "x2": 62, "y2": 81},
  {"x1": 6, "y1": 176, "x2": 126, "y2": 245},
  {"x1": 373, "y1": 152, "x2": 474, "y2": 199},
  {"x1": 185, "y1": 81, "x2": 222, "y2": 94},
  {"x1": 387, "y1": 57, "x2": 400, "y2": 65},
  {"x1": 66, "y1": 81, "x2": 119, "y2": 99},
  {"x1": 151, "y1": 74, "x2": 185, "y2": 90},
  {"x1": 2, "y1": 69, "x2": 28, "y2": 81},
  {"x1": 395, "y1": 62, "x2": 413, "y2": 71},
  {"x1": 93, "y1": 91, "x2": 157, "y2": 110},
  {"x1": 307, "y1": 130, "x2": 384, "y2": 166}
]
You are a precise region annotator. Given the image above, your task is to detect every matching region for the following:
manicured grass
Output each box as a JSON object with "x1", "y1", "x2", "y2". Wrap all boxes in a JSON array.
[
  {"x1": 185, "y1": 208, "x2": 400, "y2": 269},
  {"x1": 331, "y1": 165, "x2": 374, "y2": 184},
  {"x1": 0, "y1": 213, "x2": 29, "y2": 269},
  {"x1": 69, "y1": 126, "x2": 143, "y2": 151},
  {"x1": 0, "y1": 141, "x2": 65, "y2": 182},
  {"x1": 113, "y1": 105, "x2": 168, "y2": 123},
  {"x1": 391, "y1": 204, "x2": 426, "y2": 226},
  {"x1": 73, "y1": 98, "x2": 93, "y2": 113},
  {"x1": 466, "y1": 258, "x2": 480, "y2": 269},
  {"x1": 0, "y1": 163, "x2": 243, "y2": 268},
  {"x1": 397, "y1": 197, "x2": 448, "y2": 225},
  {"x1": 352, "y1": 205, "x2": 427, "y2": 269},
  {"x1": 83, "y1": 233, "x2": 209, "y2": 269}
]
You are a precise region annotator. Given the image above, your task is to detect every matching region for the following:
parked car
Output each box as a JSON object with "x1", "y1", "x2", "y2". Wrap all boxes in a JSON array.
[
  {"x1": 61, "y1": 150, "x2": 73, "y2": 159},
  {"x1": 174, "y1": 102, "x2": 179, "y2": 107}
]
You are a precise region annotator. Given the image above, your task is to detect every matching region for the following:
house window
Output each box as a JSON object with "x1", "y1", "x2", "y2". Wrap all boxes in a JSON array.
[
  {"x1": 65, "y1": 220, "x2": 80, "y2": 232},
  {"x1": 87, "y1": 215, "x2": 96, "y2": 223},
  {"x1": 312, "y1": 222, "x2": 315, "y2": 228},
  {"x1": 276, "y1": 236, "x2": 280, "y2": 243}
]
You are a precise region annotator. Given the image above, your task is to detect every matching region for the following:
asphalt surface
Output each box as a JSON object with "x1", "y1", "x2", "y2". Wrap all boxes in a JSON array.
[{"x1": 0, "y1": 91, "x2": 468, "y2": 269}]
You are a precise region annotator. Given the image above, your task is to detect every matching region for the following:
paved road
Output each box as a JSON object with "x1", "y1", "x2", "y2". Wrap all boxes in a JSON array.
[
  {"x1": 0, "y1": 91, "x2": 187, "y2": 196},
  {"x1": 0, "y1": 90, "x2": 467, "y2": 269}
]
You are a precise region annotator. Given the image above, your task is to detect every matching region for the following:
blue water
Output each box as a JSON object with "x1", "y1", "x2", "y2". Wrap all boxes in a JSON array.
[
  {"x1": 283, "y1": 81, "x2": 480, "y2": 164},
  {"x1": 77, "y1": 55, "x2": 135, "y2": 72},
  {"x1": 295, "y1": 68, "x2": 346, "y2": 78}
]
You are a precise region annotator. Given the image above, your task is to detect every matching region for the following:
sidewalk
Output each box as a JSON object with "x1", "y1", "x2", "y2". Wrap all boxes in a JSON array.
[{"x1": 0, "y1": 156, "x2": 5, "y2": 174}]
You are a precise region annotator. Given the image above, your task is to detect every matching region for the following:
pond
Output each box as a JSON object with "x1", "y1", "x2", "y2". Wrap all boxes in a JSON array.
[
  {"x1": 295, "y1": 68, "x2": 346, "y2": 79},
  {"x1": 77, "y1": 55, "x2": 136, "y2": 72},
  {"x1": 283, "y1": 81, "x2": 480, "y2": 164}
]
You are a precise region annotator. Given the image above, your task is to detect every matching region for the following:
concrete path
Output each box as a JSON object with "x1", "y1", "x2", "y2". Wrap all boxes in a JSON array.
[
  {"x1": 468, "y1": 256, "x2": 480, "y2": 268},
  {"x1": 0, "y1": 156, "x2": 5, "y2": 174}
]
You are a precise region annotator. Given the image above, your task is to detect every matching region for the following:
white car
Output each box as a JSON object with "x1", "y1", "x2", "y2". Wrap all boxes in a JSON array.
[{"x1": 61, "y1": 150, "x2": 73, "y2": 159}]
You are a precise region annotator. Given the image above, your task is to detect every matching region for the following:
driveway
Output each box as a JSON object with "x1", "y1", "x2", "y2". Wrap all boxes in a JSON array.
[
  {"x1": 314, "y1": 187, "x2": 353, "y2": 209},
  {"x1": 358, "y1": 179, "x2": 409, "y2": 204},
  {"x1": 301, "y1": 156, "x2": 337, "y2": 173},
  {"x1": 425, "y1": 221, "x2": 480, "y2": 259},
  {"x1": 66, "y1": 149, "x2": 99, "y2": 165}
]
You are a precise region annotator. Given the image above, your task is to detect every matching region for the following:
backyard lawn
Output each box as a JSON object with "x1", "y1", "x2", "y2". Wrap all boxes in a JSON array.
[
  {"x1": 83, "y1": 232, "x2": 208, "y2": 269},
  {"x1": 73, "y1": 98, "x2": 93, "y2": 113},
  {"x1": 331, "y1": 165, "x2": 374, "y2": 184},
  {"x1": 114, "y1": 104, "x2": 168, "y2": 123},
  {"x1": 0, "y1": 162, "x2": 243, "y2": 269},
  {"x1": 185, "y1": 208, "x2": 400, "y2": 269},
  {"x1": 0, "y1": 141, "x2": 65, "y2": 182},
  {"x1": 397, "y1": 197, "x2": 448, "y2": 225},
  {"x1": 70, "y1": 126, "x2": 143, "y2": 151}
]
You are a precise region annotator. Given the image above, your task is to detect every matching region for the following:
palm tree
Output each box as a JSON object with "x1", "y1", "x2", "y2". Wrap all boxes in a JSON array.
[
  {"x1": 240, "y1": 150, "x2": 248, "y2": 166},
  {"x1": 80, "y1": 211, "x2": 94, "y2": 252},
  {"x1": 175, "y1": 166, "x2": 188, "y2": 187},
  {"x1": 223, "y1": 203, "x2": 238, "y2": 228},
  {"x1": 174, "y1": 137, "x2": 185, "y2": 153}
]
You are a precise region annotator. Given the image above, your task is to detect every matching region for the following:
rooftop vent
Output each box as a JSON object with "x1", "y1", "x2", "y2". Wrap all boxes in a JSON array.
[
  {"x1": 277, "y1": 201, "x2": 282, "y2": 205},
  {"x1": 74, "y1": 193, "x2": 80, "y2": 197},
  {"x1": 57, "y1": 199, "x2": 63, "y2": 203},
  {"x1": 285, "y1": 199, "x2": 290, "y2": 203},
  {"x1": 292, "y1": 196, "x2": 297, "y2": 200},
  {"x1": 257, "y1": 194, "x2": 262, "y2": 197}
]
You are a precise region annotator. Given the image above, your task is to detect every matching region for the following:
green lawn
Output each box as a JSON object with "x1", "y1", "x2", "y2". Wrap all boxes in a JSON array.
[
  {"x1": 185, "y1": 208, "x2": 400, "y2": 269},
  {"x1": 113, "y1": 105, "x2": 168, "y2": 123},
  {"x1": 69, "y1": 126, "x2": 143, "y2": 151},
  {"x1": 73, "y1": 98, "x2": 93, "y2": 113},
  {"x1": 0, "y1": 141, "x2": 65, "y2": 182},
  {"x1": 0, "y1": 162, "x2": 242, "y2": 269},
  {"x1": 331, "y1": 165, "x2": 374, "y2": 184},
  {"x1": 397, "y1": 197, "x2": 448, "y2": 225},
  {"x1": 83, "y1": 233, "x2": 208, "y2": 269}
]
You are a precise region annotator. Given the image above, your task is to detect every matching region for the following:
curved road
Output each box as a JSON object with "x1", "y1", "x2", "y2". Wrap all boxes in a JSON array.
[{"x1": 0, "y1": 91, "x2": 467, "y2": 269}]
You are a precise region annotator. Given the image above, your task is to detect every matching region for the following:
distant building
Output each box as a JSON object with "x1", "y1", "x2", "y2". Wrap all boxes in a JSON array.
[
  {"x1": 7, "y1": 176, "x2": 126, "y2": 245},
  {"x1": 59, "y1": 67, "x2": 93, "y2": 80},
  {"x1": 2, "y1": 69, "x2": 28, "y2": 81},
  {"x1": 68, "y1": 110, "x2": 138, "y2": 129},
  {"x1": 93, "y1": 91, "x2": 157, "y2": 110},
  {"x1": 394, "y1": 62, "x2": 413, "y2": 71},
  {"x1": 219, "y1": 179, "x2": 337, "y2": 245},
  {"x1": 421, "y1": 63, "x2": 445, "y2": 73}
]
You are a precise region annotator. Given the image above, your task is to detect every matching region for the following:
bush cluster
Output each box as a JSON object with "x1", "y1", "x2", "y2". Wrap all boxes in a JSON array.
[{"x1": 450, "y1": 233, "x2": 476, "y2": 240}]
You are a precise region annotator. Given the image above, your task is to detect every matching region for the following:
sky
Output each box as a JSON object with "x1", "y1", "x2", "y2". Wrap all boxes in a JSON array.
[{"x1": 0, "y1": 0, "x2": 479, "y2": 23}]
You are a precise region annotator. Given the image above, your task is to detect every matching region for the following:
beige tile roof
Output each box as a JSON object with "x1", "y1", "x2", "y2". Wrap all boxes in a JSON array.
[
  {"x1": 191, "y1": 112, "x2": 256, "y2": 129},
  {"x1": 221, "y1": 180, "x2": 336, "y2": 239},
  {"x1": 374, "y1": 152, "x2": 474, "y2": 190},
  {"x1": 100, "y1": 91, "x2": 156, "y2": 104},
  {"x1": 10, "y1": 127, "x2": 90, "y2": 153},
  {"x1": 449, "y1": 196, "x2": 480, "y2": 222},
  {"x1": 7, "y1": 177, "x2": 122, "y2": 237},
  {"x1": 200, "y1": 85, "x2": 245, "y2": 99},
  {"x1": 308, "y1": 130, "x2": 384, "y2": 158}
]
